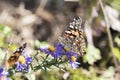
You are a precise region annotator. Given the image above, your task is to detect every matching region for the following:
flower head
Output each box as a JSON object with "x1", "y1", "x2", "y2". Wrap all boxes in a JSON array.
[
  {"x1": 0, "y1": 67, "x2": 9, "y2": 80},
  {"x1": 40, "y1": 43, "x2": 64, "y2": 58},
  {"x1": 25, "y1": 57, "x2": 33, "y2": 65},
  {"x1": 69, "y1": 61, "x2": 80, "y2": 69},
  {"x1": 14, "y1": 49, "x2": 33, "y2": 72},
  {"x1": 16, "y1": 56, "x2": 32, "y2": 72},
  {"x1": 16, "y1": 62, "x2": 29, "y2": 72},
  {"x1": 65, "y1": 51, "x2": 80, "y2": 69}
]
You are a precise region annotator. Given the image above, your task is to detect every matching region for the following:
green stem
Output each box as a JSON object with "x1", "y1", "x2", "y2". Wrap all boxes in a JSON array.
[
  {"x1": 34, "y1": 56, "x2": 40, "y2": 65},
  {"x1": 33, "y1": 59, "x2": 67, "y2": 71},
  {"x1": 99, "y1": 0, "x2": 118, "y2": 67}
]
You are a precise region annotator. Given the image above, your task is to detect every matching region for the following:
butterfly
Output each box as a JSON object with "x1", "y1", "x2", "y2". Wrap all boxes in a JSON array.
[
  {"x1": 58, "y1": 17, "x2": 86, "y2": 56},
  {"x1": 7, "y1": 43, "x2": 27, "y2": 67}
]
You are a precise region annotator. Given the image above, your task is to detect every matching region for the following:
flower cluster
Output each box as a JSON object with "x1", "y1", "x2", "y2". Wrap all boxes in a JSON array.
[
  {"x1": 16, "y1": 50, "x2": 33, "y2": 72},
  {"x1": 0, "y1": 67, "x2": 9, "y2": 80},
  {"x1": 16, "y1": 56, "x2": 32, "y2": 72},
  {"x1": 0, "y1": 42, "x2": 82, "y2": 80},
  {"x1": 40, "y1": 43, "x2": 80, "y2": 69}
]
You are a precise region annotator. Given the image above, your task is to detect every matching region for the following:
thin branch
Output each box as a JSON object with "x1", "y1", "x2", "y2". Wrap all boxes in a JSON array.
[{"x1": 99, "y1": 0, "x2": 118, "y2": 67}]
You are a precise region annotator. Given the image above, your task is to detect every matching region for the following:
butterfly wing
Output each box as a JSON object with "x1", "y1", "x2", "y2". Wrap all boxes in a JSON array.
[
  {"x1": 7, "y1": 43, "x2": 27, "y2": 67},
  {"x1": 58, "y1": 17, "x2": 86, "y2": 56}
]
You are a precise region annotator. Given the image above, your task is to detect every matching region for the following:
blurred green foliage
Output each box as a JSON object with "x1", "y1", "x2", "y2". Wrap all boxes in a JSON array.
[
  {"x1": 0, "y1": 25, "x2": 11, "y2": 47},
  {"x1": 115, "y1": 36, "x2": 120, "y2": 47},
  {"x1": 0, "y1": 48, "x2": 6, "y2": 64},
  {"x1": 83, "y1": 44, "x2": 101, "y2": 65},
  {"x1": 111, "y1": 0, "x2": 120, "y2": 10},
  {"x1": 35, "y1": 40, "x2": 50, "y2": 49},
  {"x1": 113, "y1": 47, "x2": 120, "y2": 61},
  {"x1": 0, "y1": 25, "x2": 11, "y2": 38},
  {"x1": 35, "y1": 67, "x2": 114, "y2": 80}
]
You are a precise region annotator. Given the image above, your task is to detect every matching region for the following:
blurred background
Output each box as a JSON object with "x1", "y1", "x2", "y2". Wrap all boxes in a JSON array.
[{"x1": 0, "y1": 0, "x2": 120, "y2": 80}]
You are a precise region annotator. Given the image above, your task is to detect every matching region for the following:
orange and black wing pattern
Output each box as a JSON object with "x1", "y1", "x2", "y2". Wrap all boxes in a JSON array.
[
  {"x1": 7, "y1": 43, "x2": 27, "y2": 67},
  {"x1": 59, "y1": 17, "x2": 86, "y2": 56}
]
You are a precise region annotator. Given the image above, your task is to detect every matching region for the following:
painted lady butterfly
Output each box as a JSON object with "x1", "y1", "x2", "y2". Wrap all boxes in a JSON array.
[
  {"x1": 58, "y1": 17, "x2": 86, "y2": 56},
  {"x1": 7, "y1": 43, "x2": 27, "y2": 67}
]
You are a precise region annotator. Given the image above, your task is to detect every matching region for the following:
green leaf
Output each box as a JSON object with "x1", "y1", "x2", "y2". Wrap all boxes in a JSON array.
[
  {"x1": 112, "y1": 47, "x2": 120, "y2": 61},
  {"x1": 115, "y1": 36, "x2": 120, "y2": 47},
  {"x1": 0, "y1": 25, "x2": 5, "y2": 31},
  {"x1": 0, "y1": 25, "x2": 11, "y2": 37},
  {"x1": 101, "y1": 67, "x2": 115, "y2": 78},
  {"x1": 0, "y1": 36, "x2": 4, "y2": 47},
  {"x1": 9, "y1": 44, "x2": 18, "y2": 51},
  {"x1": 111, "y1": 0, "x2": 120, "y2": 11},
  {"x1": 83, "y1": 44, "x2": 101, "y2": 64},
  {"x1": 35, "y1": 40, "x2": 50, "y2": 48}
]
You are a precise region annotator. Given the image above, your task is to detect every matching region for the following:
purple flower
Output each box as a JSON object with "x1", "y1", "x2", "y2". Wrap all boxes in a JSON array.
[
  {"x1": 40, "y1": 43, "x2": 64, "y2": 59},
  {"x1": 65, "y1": 51, "x2": 78, "y2": 59},
  {"x1": 0, "y1": 67, "x2": 9, "y2": 80},
  {"x1": 40, "y1": 47, "x2": 51, "y2": 55},
  {"x1": 16, "y1": 56, "x2": 32, "y2": 72},
  {"x1": 16, "y1": 62, "x2": 28, "y2": 72},
  {"x1": 40, "y1": 43, "x2": 80, "y2": 69},
  {"x1": 65, "y1": 51, "x2": 80, "y2": 69},
  {"x1": 69, "y1": 61, "x2": 80, "y2": 69},
  {"x1": 26, "y1": 57, "x2": 33, "y2": 64},
  {"x1": 15, "y1": 49, "x2": 33, "y2": 72},
  {"x1": 0, "y1": 68, "x2": 8, "y2": 76}
]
